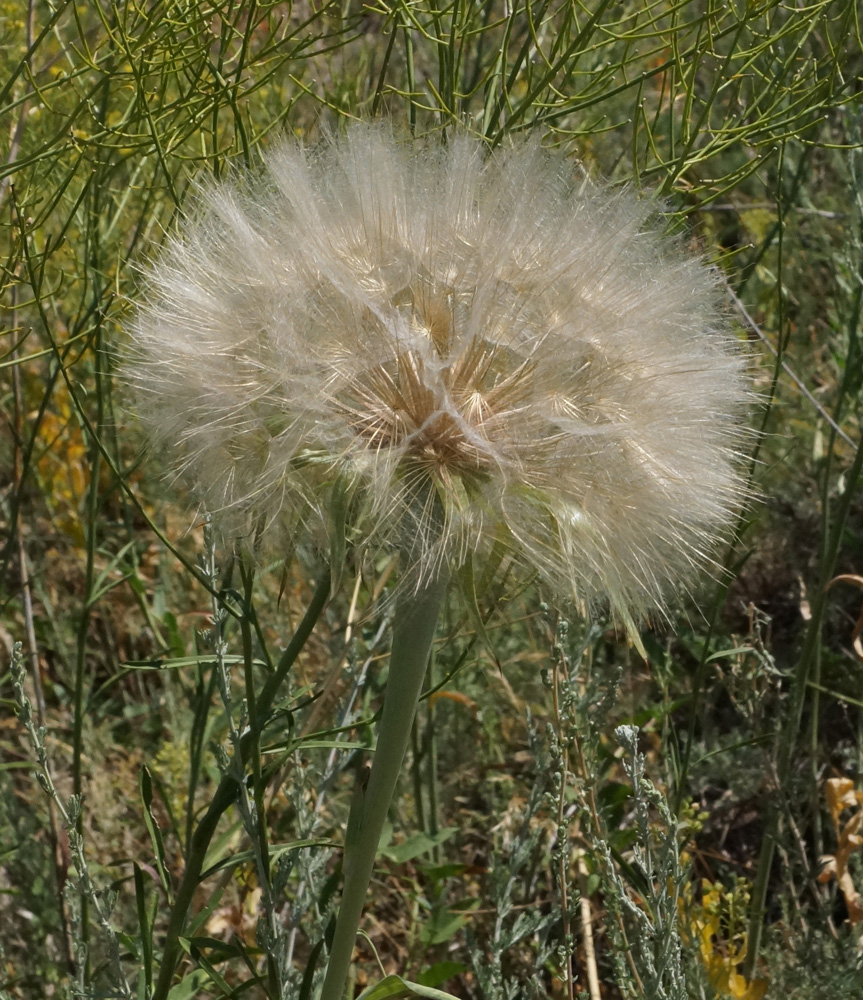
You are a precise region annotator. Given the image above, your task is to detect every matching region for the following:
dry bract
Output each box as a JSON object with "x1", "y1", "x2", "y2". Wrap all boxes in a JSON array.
[{"x1": 124, "y1": 123, "x2": 749, "y2": 623}]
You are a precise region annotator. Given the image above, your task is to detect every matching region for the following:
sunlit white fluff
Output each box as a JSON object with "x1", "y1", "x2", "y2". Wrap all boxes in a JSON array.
[{"x1": 124, "y1": 123, "x2": 749, "y2": 624}]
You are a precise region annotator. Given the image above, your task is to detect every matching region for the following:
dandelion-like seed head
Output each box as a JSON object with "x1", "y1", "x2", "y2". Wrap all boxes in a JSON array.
[{"x1": 125, "y1": 123, "x2": 750, "y2": 625}]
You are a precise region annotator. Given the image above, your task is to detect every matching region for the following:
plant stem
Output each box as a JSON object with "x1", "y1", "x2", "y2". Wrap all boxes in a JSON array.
[
  {"x1": 152, "y1": 569, "x2": 330, "y2": 1000},
  {"x1": 320, "y1": 572, "x2": 448, "y2": 1000},
  {"x1": 743, "y1": 427, "x2": 863, "y2": 979}
]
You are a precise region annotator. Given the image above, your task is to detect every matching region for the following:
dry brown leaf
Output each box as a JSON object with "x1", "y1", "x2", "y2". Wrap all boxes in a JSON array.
[
  {"x1": 428, "y1": 689, "x2": 479, "y2": 718},
  {"x1": 821, "y1": 777, "x2": 863, "y2": 924},
  {"x1": 838, "y1": 866, "x2": 863, "y2": 924},
  {"x1": 818, "y1": 855, "x2": 837, "y2": 884},
  {"x1": 826, "y1": 777, "x2": 861, "y2": 828}
]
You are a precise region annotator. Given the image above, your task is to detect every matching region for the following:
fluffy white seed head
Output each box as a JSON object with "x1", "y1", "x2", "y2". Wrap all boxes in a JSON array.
[{"x1": 124, "y1": 123, "x2": 750, "y2": 625}]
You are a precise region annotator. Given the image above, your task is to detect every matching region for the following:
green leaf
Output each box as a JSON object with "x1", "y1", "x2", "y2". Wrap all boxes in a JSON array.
[
  {"x1": 133, "y1": 862, "x2": 152, "y2": 989},
  {"x1": 380, "y1": 828, "x2": 456, "y2": 864},
  {"x1": 86, "y1": 539, "x2": 137, "y2": 607},
  {"x1": 705, "y1": 646, "x2": 756, "y2": 663},
  {"x1": 420, "y1": 897, "x2": 479, "y2": 946},
  {"x1": 455, "y1": 554, "x2": 501, "y2": 672},
  {"x1": 185, "y1": 936, "x2": 262, "y2": 962},
  {"x1": 139, "y1": 766, "x2": 173, "y2": 902},
  {"x1": 414, "y1": 962, "x2": 466, "y2": 989},
  {"x1": 186, "y1": 884, "x2": 226, "y2": 939},
  {"x1": 418, "y1": 863, "x2": 469, "y2": 881},
  {"x1": 201, "y1": 816, "x2": 245, "y2": 874},
  {"x1": 178, "y1": 937, "x2": 232, "y2": 996},
  {"x1": 166, "y1": 969, "x2": 209, "y2": 1000},
  {"x1": 298, "y1": 937, "x2": 326, "y2": 1000},
  {"x1": 200, "y1": 838, "x2": 333, "y2": 879},
  {"x1": 122, "y1": 654, "x2": 267, "y2": 670},
  {"x1": 356, "y1": 974, "x2": 463, "y2": 1000},
  {"x1": 261, "y1": 739, "x2": 365, "y2": 755}
]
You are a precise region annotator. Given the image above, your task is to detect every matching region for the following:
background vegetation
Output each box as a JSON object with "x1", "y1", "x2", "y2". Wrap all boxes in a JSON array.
[{"x1": 2, "y1": 1, "x2": 863, "y2": 997}]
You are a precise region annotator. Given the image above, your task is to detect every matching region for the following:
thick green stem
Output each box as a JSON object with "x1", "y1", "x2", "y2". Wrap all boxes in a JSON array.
[{"x1": 320, "y1": 573, "x2": 449, "y2": 1000}]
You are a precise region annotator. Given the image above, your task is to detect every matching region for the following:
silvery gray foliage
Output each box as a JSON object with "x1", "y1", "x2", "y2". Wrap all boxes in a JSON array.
[
  {"x1": 538, "y1": 615, "x2": 698, "y2": 1000},
  {"x1": 10, "y1": 645, "x2": 132, "y2": 1000},
  {"x1": 468, "y1": 722, "x2": 558, "y2": 1000},
  {"x1": 611, "y1": 725, "x2": 689, "y2": 1000},
  {"x1": 280, "y1": 753, "x2": 337, "y2": 998}
]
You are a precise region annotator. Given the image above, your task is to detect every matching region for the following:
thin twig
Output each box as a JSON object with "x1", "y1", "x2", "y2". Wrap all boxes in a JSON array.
[
  {"x1": 551, "y1": 655, "x2": 576, "y2": 1000},
  {"x1": 10, "y1": 275, "x2": 74, "y2": 973},
  {"x1": 704, "y1": 201, "x2": 845, "y2": 220},
  {"x1": 725, "y1": 277, "x2": 857, "y2": 449},
  {"x1": 578, "y1": 869, "x2": 601, "y2": 1000}
]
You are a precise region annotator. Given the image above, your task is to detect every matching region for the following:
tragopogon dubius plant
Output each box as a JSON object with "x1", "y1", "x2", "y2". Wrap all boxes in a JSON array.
[{"x1": 124, "y1": 123, "x2": 750, "y2": 999}]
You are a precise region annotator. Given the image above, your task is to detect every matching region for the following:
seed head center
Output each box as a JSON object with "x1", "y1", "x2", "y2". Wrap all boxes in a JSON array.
[{"x1": 338, "y1": 286, "x2": 536, "y2": 474}]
